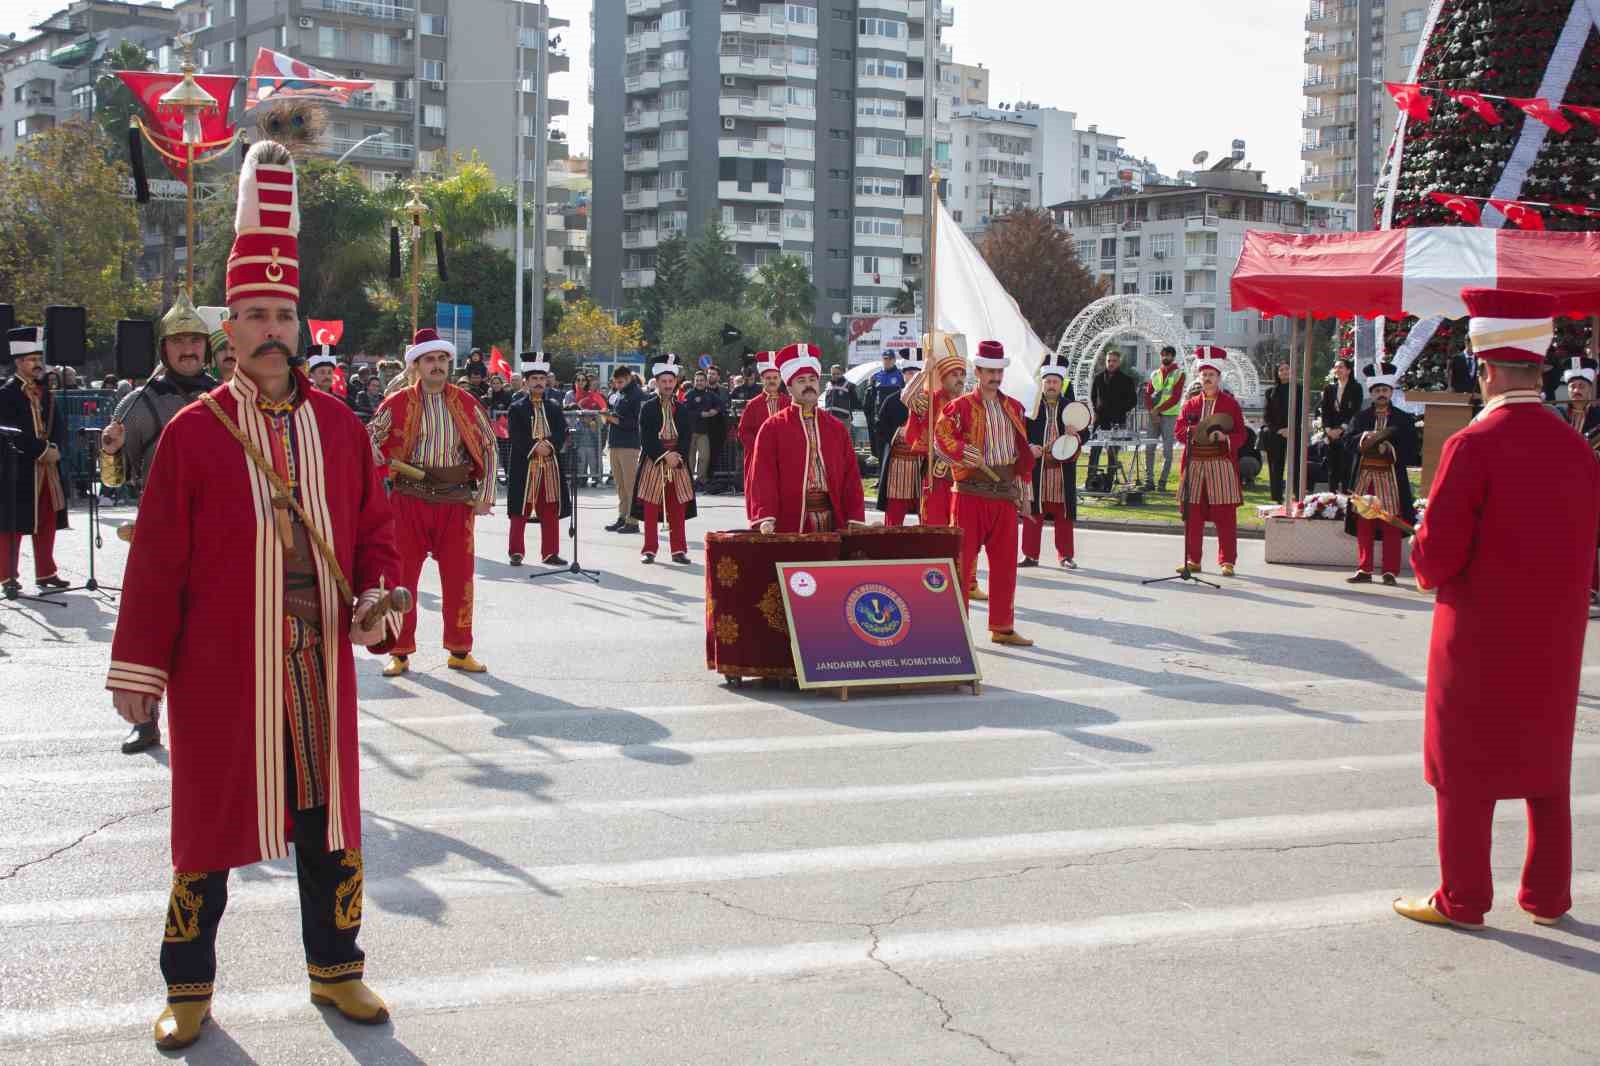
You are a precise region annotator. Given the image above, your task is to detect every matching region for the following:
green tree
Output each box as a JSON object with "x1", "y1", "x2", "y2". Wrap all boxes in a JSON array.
[
  {"x1": 889, "y1": 278, "x2": 919, "y2": 315},
  {"x1": 684, "y1": 221, "x2": 746, "y2": 306},
  {"x1": 979, "y1": 209, "x2": 1106, "y2": 349},
  {"x1": 626, "y1": 231, "x2": 689, "y2": 349},
  {"x1": 378, "y1": 152, "x2": 516, "y2": 245},
  {"x1": 660, "y1": 301, "x2": 780, "y2": 368},
  {"x1": 748, "y1": 254, "x2": 816, "y2": 331},
  {"x1": 0, "y1": 119, "x2": 156, "y2": 360},
  {"x1": 549, "y1": 298, "x2": 645, "y2": 361}
]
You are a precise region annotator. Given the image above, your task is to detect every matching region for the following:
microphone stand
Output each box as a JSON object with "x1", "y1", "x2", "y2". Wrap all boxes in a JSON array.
[
  {"x1": 51, "y1": 430, "x2": 120, "y2": 603},
  {"x1": 530, "y1": 420, "x2": 601, "y2": 585}
]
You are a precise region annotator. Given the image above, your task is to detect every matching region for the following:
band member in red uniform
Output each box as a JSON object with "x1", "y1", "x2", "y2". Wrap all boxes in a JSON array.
[
  {"x1": 903, "y1": 348, "x2": 966, "y2": 526},
  {"x1": 874, "y1": 347, "x2": 924, "y2": 526},
  {"x1": 1342, "y1": 374, "x2": 1417, "y2": 585},
  {"x1": 368, "y1": 327, "x2": 497, "y2": 676},
  {"x1": 736, "y1": 351, "x2": 787, "y2": 517},
  {"x1": 1022, "y1": 351, "x2": 1081, "y2": 569},
  {"x1": 505, "y1": 353, "x2": 570, "y2": 567},
  {"x1": 105, "y1": 139, "x2": 402, "y2": 1049},
  {"x1": 0, "y1": 325, "x2": 68, "y2": 599},
  {"x1": 633, "y1": 352, "x2": 697, "y2": 564},
  {"x1": 1396, "y1": 288, "x2": 1600, "y2": 930},
  {"x1": 935, "y1": 339, "x2": 1034, "y2": 646},
  {"x1": 1175, "y1": 347, "x2": 1246, "y2": 576},
  {"x1": 749, "y1": 342, "x2": 866, "y2": 534},
  {"x1": 1557, "y1": 358, "x2": 1600, "y2": 435}
]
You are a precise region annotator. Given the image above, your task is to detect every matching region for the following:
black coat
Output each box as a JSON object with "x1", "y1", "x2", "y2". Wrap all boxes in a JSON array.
[
  {"x1": 873, "y1": 391, "x2": 911, "y2": 514},
  {"x1": 1027, "y1": 386, "x2": 1080, "y2": 523},
  {"x1": 1342, "y1": 405, "x2": 1418, "y2": 538},
  {"x1": 631, "y1": 394, "x2": 698, "y2": 521},
  {"x1": 0, "y1": 376, "x2": 68, "y2": 536},
  {"x1": 1448, "y1": 353, "x2": 1481, "y2": 394},
  {"x1": 1090, "y1": 369, "x2": 1137, "y2": 427},
  {"x1": 505, "y1": 392, "x2": 572, "y2": 521},
  {"x1": 1319, "y1": 379, "x2": 1364, "y2": 432},
  {"x1": 1262, "y1": 381, "x2": 1304, "y2": 435}
]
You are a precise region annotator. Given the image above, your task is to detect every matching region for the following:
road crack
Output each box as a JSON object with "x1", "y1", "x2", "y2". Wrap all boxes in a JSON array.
[{"x1": 0, "y1": 803, "x2": 169, "y2": 881}]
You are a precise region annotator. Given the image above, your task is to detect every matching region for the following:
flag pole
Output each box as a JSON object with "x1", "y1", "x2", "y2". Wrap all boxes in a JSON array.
[{"x1": 922, "y1": 169, "x2": 941, "y2": 523}]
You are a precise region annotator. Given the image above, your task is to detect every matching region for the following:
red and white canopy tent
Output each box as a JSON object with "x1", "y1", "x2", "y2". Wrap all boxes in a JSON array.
[{"x1": 1228, "y1": 227, "x2": 1600, "y2": 507}]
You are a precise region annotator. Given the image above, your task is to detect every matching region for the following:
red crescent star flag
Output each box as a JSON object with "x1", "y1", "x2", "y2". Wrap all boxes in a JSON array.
[
  {"x1": 1563, "y1": 104, "x2": 1600, "y2": 128},
  {"x1": 1554, "y1": 203, "x2": 1600, "y2": 219},
  {"x1": 1427, "y1": 191, "x2": 1483, "y2": 224},
  {"x1": 1509, "y1": 97, "x2": 1574, "y2": 133},
  {"x1": 331, "y1": 364, "x2": 348, "y2": 397},
  {"x1": 115, "y1": 71, "x2": 239, "y2": 182},
  {"x1": 246, "y1": 48, "x2": 373, "y2": 109},
  {"x1": 308, "y1": 320, "x2": 344, "y2": 346},
  {"x1": 1445, "y1": 89, "x2": 1502, "y2": 125},
  {"x1": 1384, "y1": 82, "x2": 1432, "y2": 122},
  {"x1": 1488, "y1": 199, "x2": 1546, "y2": 230},
  {"x1": 488, "y1": 346, "x2": 514, "y2": 380}
]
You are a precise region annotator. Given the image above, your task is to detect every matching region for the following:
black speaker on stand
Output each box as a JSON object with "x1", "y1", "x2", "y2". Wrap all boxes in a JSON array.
[
  {"x1": 115, "y1": 319, "x2": 157, "y2": 381},
  {"x1": 44, "y1": 305, "x2": 88, "y2": 367},
  {"x1": 0, "y1": 306, "x2": 14, "y2": 353}
]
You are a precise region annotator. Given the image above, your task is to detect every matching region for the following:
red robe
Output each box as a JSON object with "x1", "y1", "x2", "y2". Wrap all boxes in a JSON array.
[
  {"x1": 748, "y1": 404, "x2": 866, "y2": 533},
  {"x1": 106, "y1": 370, "x2": 400, "y2": 871},
  {"x1": 1410, "y1": 394, "x2": 1600, "y2": 798},
  {"x1": 1174, "y1": 390, "x2": 1247, "y2": 503},
  {"x1": 371, "y1": 381, "x2": 492, "y2": 486},
  {"x1": 738, "y1": 391, "x2": 790, "y2": 519},
  {"x1": 932, "y1": 390, "x2": 1034, "y2": 486}
]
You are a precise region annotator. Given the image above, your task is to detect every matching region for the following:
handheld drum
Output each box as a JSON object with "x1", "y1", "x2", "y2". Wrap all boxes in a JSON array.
[
  {"x1": 1063, "y1": 400, "x2": 1093, "y2": 433},
  {"x1": 1049, "y1": 434, "x2": 1080, "y2": 462}
]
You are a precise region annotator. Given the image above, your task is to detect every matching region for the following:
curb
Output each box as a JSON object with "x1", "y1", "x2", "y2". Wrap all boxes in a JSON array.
[{"x1": 1076, "y1": 518, "x2": 1267, "y2": 541}]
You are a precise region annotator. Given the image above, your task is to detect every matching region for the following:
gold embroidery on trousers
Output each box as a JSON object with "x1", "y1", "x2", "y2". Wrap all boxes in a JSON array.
[
  {"x1": 308, "y1": 960, "x2": 365, "y2": 980},
  {"x1": 164, "y1": 872, "x2": 206, "y2": 943},
  {"x1": 333, "y1": 850, "x2": 364, "y2": 931}
]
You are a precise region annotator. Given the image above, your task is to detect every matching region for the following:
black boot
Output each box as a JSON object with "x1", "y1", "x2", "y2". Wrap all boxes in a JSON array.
[{"x1": 121, "y1": 720, "x2": 161, "y2": 755}]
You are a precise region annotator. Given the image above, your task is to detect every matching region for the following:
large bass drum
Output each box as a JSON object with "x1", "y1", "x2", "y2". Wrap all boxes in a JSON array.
[{"x1": 705, "y1": 530, "x2": 841, "y2": 683}]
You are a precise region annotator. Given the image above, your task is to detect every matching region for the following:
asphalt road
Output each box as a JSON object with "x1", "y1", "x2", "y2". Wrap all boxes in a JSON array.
[{"x1": 2, "y1": 488, "x2": 1598, "y2": 1065}]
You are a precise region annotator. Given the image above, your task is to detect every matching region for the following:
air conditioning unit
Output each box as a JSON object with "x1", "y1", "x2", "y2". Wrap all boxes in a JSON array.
[
  {"x1": 297, "y1": 16, "x2": 312, "y2": 28},
  {"x1": 723, "y1": 117, "x2": 736, "y2": 130},
  {"x1": 429, "y1": 80, "x2": 445, "y2": 91},
  {"x1": 722, "y1": 75, "x2": 737, "y2": 87}
]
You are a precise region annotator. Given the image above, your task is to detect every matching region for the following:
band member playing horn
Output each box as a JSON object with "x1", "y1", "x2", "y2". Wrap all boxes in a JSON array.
[
  {"x1": 750, "y1": 342, "x2": 866, "y2": 534},
  {"x1": 935, "y1": 339, "x2": 1035, "y2": 646},
  {"x1": 633, "y1": 352, "x2": 697, "y2": 564},
  {"x1": 1022, "y1": 351, "x2": 1081, "y2": 569},
  {"x1": 1175, "y1": 346, "x2": 1246, "y2": 576},
  {"x1": 368, "y1": 327, "x2": 497, "y2": 677},
  {"x1": 1343, "y1": 374, "x2": 1417, "y2": 585},
  {"x1": 874, "y1": 346, "x2": 924, "y2": 527},
  {"x1": 106, "y1": 138, "x2": 403, "y2": 1049},
  {"x1": 506, "y1": 354, "x2": 571, "y2": 567},
  {"x1": 736, "y1": 351, "x2": 788, "y2": 516}
]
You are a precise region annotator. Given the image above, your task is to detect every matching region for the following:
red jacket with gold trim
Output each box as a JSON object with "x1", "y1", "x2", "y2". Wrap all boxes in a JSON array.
[{"x1": 932, "y1": 390, "x2": 1033, "y2": 484}]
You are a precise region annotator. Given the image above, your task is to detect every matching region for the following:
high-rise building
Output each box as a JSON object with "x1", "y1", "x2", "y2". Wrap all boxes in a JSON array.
[
  {"x1": 940, "y1": 59, "x2": 986, "y2": 109},
  {"x1": 1054, "y1": 166, "x2": 1355, "y2": 368},
  {"x1": 1301, "y1": 0, "x2": 1424, "y2": 204},
  {"x1": 592, "y1": 0, "x2": 958, "y2": 337}
]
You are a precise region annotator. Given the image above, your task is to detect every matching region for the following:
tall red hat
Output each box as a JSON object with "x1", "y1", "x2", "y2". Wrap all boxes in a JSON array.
[
  {"x1": 974, "y1": 339, "x2": 1008, "y2": 369},
  {"x1": 226, "y1": 141, "x2": 300, "y2": 305},
  {"x1": 775, "y1": 342, "x2": 822, "y2": 384},
  {"x1": 1194, "y1": 345, "x2": 1228, "y2": 374},
  {"x1": 404, "y1": 327, "x2": 455, "y2": 365},
  {"x1": 1462, "y1": 287, "x2": 1554, "y2": 364}
]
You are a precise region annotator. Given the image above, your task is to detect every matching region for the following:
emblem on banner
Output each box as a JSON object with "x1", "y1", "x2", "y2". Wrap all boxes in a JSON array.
[{"x1": 845, "y1": 583, "x2": 910, "y2": 647}]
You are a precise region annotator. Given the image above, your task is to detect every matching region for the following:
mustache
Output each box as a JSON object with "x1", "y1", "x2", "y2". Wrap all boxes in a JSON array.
[{"x1": 251, "y1": 340, "x2": 291, "y2": 358}]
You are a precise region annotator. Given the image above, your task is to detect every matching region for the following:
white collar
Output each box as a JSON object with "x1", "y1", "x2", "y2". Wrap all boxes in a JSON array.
[{"x1": 1475, "y1": 389, "x2": 1545, "y2": 421}]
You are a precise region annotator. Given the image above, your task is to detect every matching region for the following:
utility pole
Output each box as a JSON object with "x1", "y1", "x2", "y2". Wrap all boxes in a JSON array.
[
  {"x1": 1354, "y1": 0, "x2": 1376, "y2": 372},
  {"x1": 530, "y1": 0, "x2": 551, "y2": 353},
  {"x1": 513, "y1": 0, "x2": 526, "y2": 367},
  {"x1": 921, "y1": 0, "x2": 938, "y2": 322}
]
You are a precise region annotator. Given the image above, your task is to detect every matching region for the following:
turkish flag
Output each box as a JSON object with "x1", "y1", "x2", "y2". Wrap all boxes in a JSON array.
[
  {"x1": 1445, "y1": 89, "x2": 1502, "y2": 125},
  {"x1": 1509, "y1": 97, "x2": 1573, "y2": 133},
  {"x1": 1489, "y1": 199, "x2": 1546, "y2": 230},
  {"x1": 1563, "y1": 104, "x2": 1600, "y2": 129},
  {"x1": 488, "y1": 345, "x2": 514, "y2": 380},
  {"x1": 331, "y1": 365, "x2": 348, "y2": 397},
  {"x1": 1552, "y1": 203, "x2": 1600, "y2": 220},
  {"x1": 1385, "y1": 82, "x2": 1432, "y2": 122},
  {"x1": 308, "y1": 319, "x2": 344, "y2": 346},
  {"x1": 115, "y1": 71, "x2": 239, "y2": 182},
  {"x1": 1428, "y1": 191, "x2": 1483, "y2": 224}
]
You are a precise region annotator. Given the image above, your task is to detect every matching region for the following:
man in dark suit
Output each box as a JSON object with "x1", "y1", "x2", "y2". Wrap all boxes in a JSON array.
[
  {"x1": 1087, "y1": 350, "x2": 1137, "y2": 483},
  {"x1": 1319, "y1": 358, "x2": 1363, "y2": 491},
  {"x1": 1447, "y1": 349, "x2": 1481, "y2": 395}
]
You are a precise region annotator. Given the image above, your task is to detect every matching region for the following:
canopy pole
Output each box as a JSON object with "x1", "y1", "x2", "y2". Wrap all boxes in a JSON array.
[
  {"x1": 1286, "y1": 316, "x2": 1301, "y2": 516},
  {"x1": 1297, "y1": 314, "x2": 1316, "y2": 510}
]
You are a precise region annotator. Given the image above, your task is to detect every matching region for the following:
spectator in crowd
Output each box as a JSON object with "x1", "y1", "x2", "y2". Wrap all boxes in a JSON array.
[
  {"x1": 823, "y1": 364, "x2": 858, "y2": 426},
  {"x1": 44, "y1": 369, "x2": 60, "y2": 392},
  {"x1": 1261, "y1": 360, "x2": 1303, "y2": 504},
  {"x1": 682, "y1": 369, "x2": 722, "y2": 487},
  {"x1": 730, "y1": 356, "x2": 761, "y2": 402},
  {"x1": 604, "y1": 365, "x2": 644, "y2": 533},
  {"x1": 545, "y1": 376, "x2": 570, "y2": 408},
  {"x1": 863, "y1": 350, "x2": 904, "y2": 461},
  {"x1": 571, "y1": 372, "x2": 608, "y2": 487},
  {"x1": 1087, "y1": 350, "x2": 1137, "y2": 483},
  {"x1": 486, "y1": 373, "x2": 515, "y2": 420},
  {"x1": 60, "y1": 367, "x2": 79, "y2": 389},
  {"x1": 465, "y1": 347, "x2": 487, "y2": 375},
  {"x1": 702, "y1": 365, "x2": 731, "y2": 482},
  {"x1": 1447, "y1": 347, "x2": 1481, "y2": 395},
  {"x1": 352, "y1": 375, "x2": 384, "y2": 421},
  {"x1": 1319, "y1": 357, "x2": 1363, "y2": 491},
  {"x1": 376, "y1": 357, "x2": 403, "y2": 389},
  {"x1": 463, "y1": 360, "x2": 490, "y2": 402}
]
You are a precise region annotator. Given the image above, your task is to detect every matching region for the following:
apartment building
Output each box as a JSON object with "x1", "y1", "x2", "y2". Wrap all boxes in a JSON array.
[
  {"x1": 940, "y1": 59, "x2": 985, "y2": 108},
  {"x1": 1054, "y1": 164, "x2": 1356, "y2": 369},
  {"x1": 0, "y1": 1, "x2": 180, "y2": 159},
  {"x1": 1301, "y1": 0, "x2": 1424, "y2": 203},
  {"x1": 592, "y1": 0, "x2": 957, "y2": 336},
  {"x1": 944, "y1": 104, "x2": 1138, "y2": 238}
]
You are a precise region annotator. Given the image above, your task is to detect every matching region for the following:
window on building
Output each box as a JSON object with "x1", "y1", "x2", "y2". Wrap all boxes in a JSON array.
[
  {"x1": 1400, "y1": 7, "x2": 1424, "y2": 31},
  {"x1": 786, "y1": 85, "x2": 816, "y2": 107},
  {"x1": 1150, "y1": 232, "x2": 1174, "y2": 258},
  {"x1": 786, "y1": 4, "x2": 818, "y2": 25},
  {"x1": 827, "y1": 207, "x2": 848, "y2": 220},
  {"x1": 275, "y1": 24, "x2": 287, "y2": 47},
  {"x1": 662, "y1": 48, "x2": 688, "y2": 70},
  {"x1": 786, "y1": 209, "x2": 813, "y2": 229},
  {"x1": 856, "y1": 135, "x2": 904, "y2": 157},
  {"x1": 422, "y1": 105, "x2": 446, "y2": 129},
  {"x1": 660, "y1": 9, "x2": 690, "y2": 30},
  {"x1": 832, "y1": 8, "x2": 851, "y2": 21},
  {"x1": 857, "y1": 17, "x2": 905, "y2": 38},
  {"x1": 790, "y1": 45, "x2": 818, "y2": 66},
  {"x1": 1221, "y1": 233, "x2": 1244, "y2": 259},
  {"x1": 421, "y1": 14, "x2": 446, "y2": 35},
  {"x1": 422, "y1": 59, "x2": 444, "y2": 81},
  {"x1": 1075, "y1": 240, "x2": 1093, "y2": 263},
  {"x1": 225, "y1": 0, "x2": 235, "y2": 16},
  {"x1": 71, "y1": 85, "x2": 94, "y2": 111},
  {"x1": 1148, "y1": 270, "x2": 1174, "y2": 294},
  {"x1": 1123, "y1": 236, "x2": 1140, "y2": 257},
  {"x1": 1121, "y1": 280, "x2": 1139, "y2": 295},
  {"x1": 661, "y1": 127, "x2": 689, "y2": 149},
  {"x1": 858, "y1": 57, "x2": 906, "y2": 80},
  {"x1": 854, "y1": 217, "x2": 902, "y2": 237},
  {"x1": 831, "y1": 88, "x2": 851, "y2": 101},
  {"x1": 829, "y1": 128, "x2": 849, "y2": 140},
  {"x1": 827, "y1": 248, "x2": 849, "y2": 260},
  {"x1": 1399, "y1": 44, "x2": 1417, "y2": 68},
  {"x1": 831, "y1": 48, "x2": 851, "y2": 61},
  {"x1": 223, "y1": 40, "x2": 236, "y2": 63},
  {"x1": 786, "y1": 167, "x2": 815, "y2": 190},
  {"x1": 828, "y1": 167, "x2": 850, "y2": 181},
  {"x1": 661, "y1": 89, "x2": 689, "y2": 111},
  {"x1": 826, "y1": 286, "x2": 849, "y2": 299}
]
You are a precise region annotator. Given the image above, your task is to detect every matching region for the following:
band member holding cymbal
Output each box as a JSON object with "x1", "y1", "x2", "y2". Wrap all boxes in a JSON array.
[
  {"x1": 1022, "y1": 351, "x2": 1082, "y2": 570},
  {"x1": 1175, "y1": 346, "x2": 1245, "y2": 576},
  {"x1": 1342, "y1": 374, "x2": 1417, "y2": 586}
]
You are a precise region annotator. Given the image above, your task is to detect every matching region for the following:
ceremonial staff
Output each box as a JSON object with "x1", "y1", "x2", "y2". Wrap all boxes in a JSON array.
[
  {"x1": 921, "y1": 168, "x2": 941, "y2": 522},
  {"x1": 389, "y1": 179, "x2": 448, "y2": 337}
]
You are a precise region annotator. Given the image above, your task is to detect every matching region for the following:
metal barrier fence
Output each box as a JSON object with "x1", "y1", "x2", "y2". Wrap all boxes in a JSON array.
[{"x1": 55, "y1": 389, "x2": 117, "y2": 497}]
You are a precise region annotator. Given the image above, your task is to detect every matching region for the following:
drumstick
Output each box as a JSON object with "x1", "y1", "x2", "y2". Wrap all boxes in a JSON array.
[
  {"x1": 355, "y1": 586, "x2": 414, "y2": 630},
  {"x1": 389, "y1": 459, "x2": 427, "y2": 481}
]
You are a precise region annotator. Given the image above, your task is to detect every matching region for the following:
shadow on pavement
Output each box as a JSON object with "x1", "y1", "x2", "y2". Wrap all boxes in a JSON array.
[
  {"x1": 164, "y1": 1020, "x2": 262, "y2": 1063},
  {"x1": 1482, "y1": 917, "x2": 1600, "y2": 976}
]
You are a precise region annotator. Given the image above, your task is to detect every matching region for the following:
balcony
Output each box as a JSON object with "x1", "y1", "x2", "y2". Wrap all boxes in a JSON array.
[
  {"x1": 1185, "y1": 215, "x2": 1220, "y2": 230},
  {"x1": 718, "y1": 179, "x2": 784, "y2": 203},
  {"x1": 625, "y1": 108, "x2": 660, "y2": 129},
  {"x1": 720, "y1": 94, "x2": 786, "y2": 121},
  {"x1": 621, "y1": 268, "x2": 657, "y2": 288},
  {"x1": 625, "y1": 30, "x2": 660, "y2": 53},
  {"x1": 623, "y1": 149, "x2": 660, "y2": 171},
  {"x1": 623, "y1": 188, "x2": 660, "y2": 210},
  {"x1": 302, "y1": 43, "x2": 412, "y2": 71},
  {"x1": 733, "y1": 219, "x2": 783, "y2": 244},
  {"x1": 782, "y1": 224, "x2": 812, "y2": 244},
  {"x1": 720, "y1": 53, "x2": 789, "y2": 79},
  {"x1": 326, "y1": 136, "x2": 414, "y2": 160},
  {"x1": 721, "y1": 11, "x2": 779, "y2": 35},
  {"x1": 1185, "y1": 253, "x2": 1218, "y2": 269},
  {"x1": 1183, "y1": 291, "x2": 1218, "y2": 307},
  {"x1": 720, "y1": 136, "x2": 787, "y2": 159},
  {"x1": 624, "y1": 0, "x2": 661, "y2": 12},
  {"x1": 1305, "y1": 4, "x2": 1354, "y2": 28},
  {"x1": 342, "y1": 94, "x2": 415, "y2": 116},
  {"x1": 868, "y1": 0, "x2": 911, "y2": 12},
  {"x1": 623, "y1": 228, "x2": 659, "y2": 249},
  {"x1": 312, "y1": 0, "x2": 415, "y2": 22},
  {"x1": 855, "y1": 191, "x2": 901, "y2": 211},
  {"x1": 659, "y1": 145, "x2": 689, "y2": 163},
  {"x1": 1188, "y1": 329, "x2": 1216, "y2": 343},
  {"x1": 854, "y1": 228, "x2": 903, "y2": 250},
  {"x1": 624, "y1": 70, "x2": 661, "y2": 93},
  {"x1": 1302, "y1": 76, "x2": 1340, "y2": 95}
]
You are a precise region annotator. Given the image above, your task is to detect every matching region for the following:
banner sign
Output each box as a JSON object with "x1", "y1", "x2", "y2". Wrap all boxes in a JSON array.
[
  {"x1": 434, "y1": 302, "x2": 473, "y2": 360},
  {"x1": 777, "y1": 559, "x2": 979, "y2": 690},
  {"x1": 847, "y1": 315, "x2": 921, "y2": 365}
]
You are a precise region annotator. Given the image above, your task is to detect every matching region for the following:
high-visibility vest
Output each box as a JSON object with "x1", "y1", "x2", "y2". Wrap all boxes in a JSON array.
[{"x1": 1149, "y1": 365, "x2": 1184, "y2": 415}]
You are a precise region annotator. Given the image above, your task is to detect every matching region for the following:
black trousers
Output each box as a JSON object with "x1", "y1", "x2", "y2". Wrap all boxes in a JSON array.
[
  {"x1": 159, "y1": 803, "x2": 365, "y2": 1004},
  {"x1": 1263, "y1": 432, "x2": 1301, "y2": 503},
  {"x1": 1087, "y1": 419, "x2": 1126, "y2": 476},
  {"x1": 1325, "y1": 438, "x2": 1350, "y2": 491}
]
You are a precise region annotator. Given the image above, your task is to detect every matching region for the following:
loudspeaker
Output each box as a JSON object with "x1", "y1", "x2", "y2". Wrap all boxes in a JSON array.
[
  {"x1": 0, "y1": 305, "x2": 13, "y2": 342},
  {"x1": 115, "y1": 319, "x2": 157, "y2": 380},
  {"x1": 44, "y1": 305, "x2": 88, "y2": 367}
]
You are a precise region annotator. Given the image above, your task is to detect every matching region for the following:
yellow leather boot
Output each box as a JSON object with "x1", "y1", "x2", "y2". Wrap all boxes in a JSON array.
[
  {"x1": 310, "y1": 979, "x2": 391, "y2": 1024},
  {"x1": 152, "y1": 1000, "x2": 211, "y2": 1049}
]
